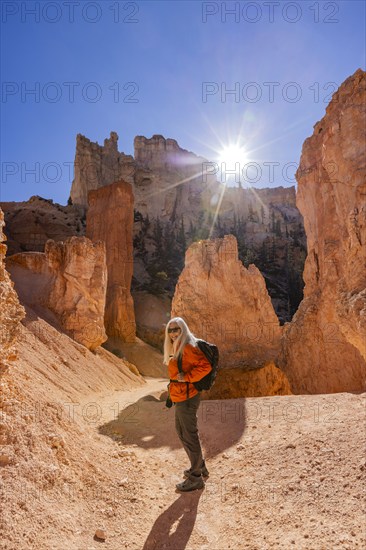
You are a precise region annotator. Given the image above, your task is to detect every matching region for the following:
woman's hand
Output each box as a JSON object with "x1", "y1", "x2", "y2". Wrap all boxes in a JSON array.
[{"x1": 177, "y1": 373, "x2": 185, "y2": 382}]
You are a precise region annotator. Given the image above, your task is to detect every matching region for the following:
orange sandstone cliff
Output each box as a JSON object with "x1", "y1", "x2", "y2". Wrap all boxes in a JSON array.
[
  {"x1": 279, "y1": 68, "x2": 366, "y2": 393},
  {"x1": 6, "y1": 237, "x2": 108, "y2": 351},
  {"x1": 86, "y1": 181, "x2": 136, "y2": 344},
  {"x1": 0, "y1": 207, "x2": 25, "y2": 374},
  {"x1": 171, "y1": 234, "x2": 291, "y2": 398}
]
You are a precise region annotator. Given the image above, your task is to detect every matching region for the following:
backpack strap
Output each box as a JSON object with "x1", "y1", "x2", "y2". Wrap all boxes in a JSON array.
[{"x1": 177, "y1": 353, "x2": 189, "y2": 399}]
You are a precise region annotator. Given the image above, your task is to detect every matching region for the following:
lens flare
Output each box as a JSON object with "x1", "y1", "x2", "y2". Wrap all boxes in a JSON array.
[{"x1": 218, "y1": 145, "x2": 247, "y2": 166}]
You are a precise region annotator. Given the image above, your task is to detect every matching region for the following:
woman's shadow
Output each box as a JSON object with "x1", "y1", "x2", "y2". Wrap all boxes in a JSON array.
[
  {"x1": 99, "y1": 393, "x2": 247, "y2": 548},
  {"x1": 141, "y1": 491, "x2": 202, "y2": 550},
  {"x1": 99, "y1": 393, "x2": 246, "y2": 457}
]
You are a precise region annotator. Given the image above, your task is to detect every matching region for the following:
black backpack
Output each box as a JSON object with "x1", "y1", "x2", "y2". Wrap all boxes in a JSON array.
[
  {"x1": 190, "y1": 339, "x2": 219, "y2": 391},
  {"x1": 172, "y1": 340, "x2": 219, "y2": 403}
]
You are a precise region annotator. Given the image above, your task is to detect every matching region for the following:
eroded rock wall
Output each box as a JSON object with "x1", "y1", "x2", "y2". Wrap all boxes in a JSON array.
[
  {"x1": 0, "y1": 208, "x2": 25, "y2": 374},
  {"x1": 0, "y1": 196, "x2": 85, "y2": 256},
  {"x1": 171, "y1": 235, "x2": 291, "y2": 397},
  {"x1": 86, "y1": 181, "x2": 136, "y2": 343},
  {"x1": 70, "y1": 132, "x2": 135, "y2": 208},
  {"x1": 279, "y1": 68, "x2": 366, "y2": 393},
  {"x1": 69, "y1": 131, "x2": 303, "y2": 236},
  {"x1": 6, "y1": 237, "x2": 107, "y2": 350}
]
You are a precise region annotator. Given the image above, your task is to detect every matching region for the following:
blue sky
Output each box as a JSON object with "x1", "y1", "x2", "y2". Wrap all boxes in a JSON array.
[{"x1": 1, "y1": 0, "x2": 365, "y2": 203}]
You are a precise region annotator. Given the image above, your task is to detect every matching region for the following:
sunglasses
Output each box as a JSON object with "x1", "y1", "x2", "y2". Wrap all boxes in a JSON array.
[{"x1": 168, "y1": 327, "x2": 181, "y2": 333}]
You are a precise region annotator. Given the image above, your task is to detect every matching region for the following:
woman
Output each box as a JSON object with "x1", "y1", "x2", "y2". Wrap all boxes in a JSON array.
[{"x1": 164, "y1": 316, "x2": 212, "y2": 492}]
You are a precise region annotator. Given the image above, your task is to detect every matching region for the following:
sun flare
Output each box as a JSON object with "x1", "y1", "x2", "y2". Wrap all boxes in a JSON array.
[{"x1": 218, "y1": 145, "x2": 247, "y2": 166}]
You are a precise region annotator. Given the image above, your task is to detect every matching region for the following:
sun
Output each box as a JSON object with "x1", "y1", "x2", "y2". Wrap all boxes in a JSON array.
[{"x1": 218, "y1": 144, "x2": 247, "y2": 166}]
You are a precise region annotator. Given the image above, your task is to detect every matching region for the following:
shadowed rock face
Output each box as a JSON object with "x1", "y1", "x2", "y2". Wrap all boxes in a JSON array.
[
  {"x1": 86, "y1": 181, "x2": 136, "y2": 343},
  {"x1": 171, "y1": 234, "x2": 291, "y2": 397},
  {"x1": 0, "y1": 208, "x2": 25, "y2": 374},
  {"x1": 6, "y1": 237, "x2": 107, "y2": 351},
  {"x1": 279, "y1": 68, "x2": 366, "y2": 394}
]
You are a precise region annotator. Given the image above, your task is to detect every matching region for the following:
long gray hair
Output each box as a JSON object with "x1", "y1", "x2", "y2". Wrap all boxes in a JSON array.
[{"x1": 163, "y1": 317, "x2": 198, "y2": 365}]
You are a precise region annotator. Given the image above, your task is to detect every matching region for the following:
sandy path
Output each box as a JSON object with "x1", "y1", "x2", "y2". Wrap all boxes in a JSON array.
[
  {"x1": 75, "y1": 378, "x2": 366, "y2": 550},
  {"x1": 2, "y1": 305, "x2": 365, "y2": 549}
]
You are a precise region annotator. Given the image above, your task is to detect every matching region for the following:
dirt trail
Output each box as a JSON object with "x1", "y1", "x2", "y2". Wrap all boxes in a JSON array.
[
  {"x1": 2, "y1": 317, "x2": 365, "y2": 550},
  {"x1": 77, "y1": 378, "x2": 365, "y2": 550}
]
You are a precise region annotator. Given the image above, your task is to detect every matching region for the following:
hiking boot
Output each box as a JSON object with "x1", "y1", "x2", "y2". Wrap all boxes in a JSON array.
[
  {"x1": 184, "y1": 462, "x2": 209, "y2": 479},
  {"x1": 176, "y1": 474, "x2": 204, "y2": 492}
]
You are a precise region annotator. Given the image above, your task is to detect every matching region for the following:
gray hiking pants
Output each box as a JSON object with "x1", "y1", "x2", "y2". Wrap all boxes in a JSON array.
[{"x1": 174, "y1": 392, "x2": 204, "y2": 476}]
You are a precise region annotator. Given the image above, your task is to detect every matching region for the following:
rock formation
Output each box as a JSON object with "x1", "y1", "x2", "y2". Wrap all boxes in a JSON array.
[
  {"x1": 0, "y1": 208, "x2": 25, "y2": 374},
  {"x1": 86, "y1": 181, "x2": 136, "y2": 343},
  {"x1": 171, "y1": 234, "x2": 291, "y2": 397},
  {"x1": 1, "y1": 134, "x2": 307, "y2": 332},
  {"x1": 70, "y1": 132, "x2": 135, "y2": 208},
  {"x1": 132, "y1": 134, "x2": 221, "y2": 226},
  {"x1": 279, "y1": 68, "x2": 366, "y2": 393},
  {"x1": 6, "y1": 237, "x2": 107, "y2": 350},
  {"x1": 69, "y1": 131, "x2": 303, "y2": 237},
  {"x1": 0, "y1": 195, "x2": 85, "y2": 256},
  {"x1": 67, "y1": 131, "x2": 306, "y2": 323},
  {"x1": 70, "y1": 132, "x2": 220, "y2": 226},
  {"x1": 201, "y1": 362, "x2": 291, "y2": 399},
  {"x1": 133, "y1": 290, "x2": 170, "y2": 349}
]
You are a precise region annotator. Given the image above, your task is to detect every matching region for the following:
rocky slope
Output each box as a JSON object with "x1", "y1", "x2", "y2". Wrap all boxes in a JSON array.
[
  {"x1": 0, "y1": 207, "x2": 25, "y2": 374},
  {"x1": 0, "y1": 307, "x2": 148, "y2": 549},
  {"x1": 1, "y1": 320, "x2": 365, "y2": 549},
  {"x1": 279, "y1": 68, "x2": 366, "y2": 394}
]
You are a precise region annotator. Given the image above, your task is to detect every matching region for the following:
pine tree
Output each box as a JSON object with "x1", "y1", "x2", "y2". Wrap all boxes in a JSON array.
[
  {"x1": 271, "y1": 209, "x2": 276, "y2": 232},
  {"x1": 177, "y1": 217, "x2": 186, "y2": 253},
  {"x1": 187, "y1": 220, "x2": 197, "y2": 242},
  {"x1": 232, "y1": 212, "x2": 238, "y2": 237},
  {"x1": 275, "y1": 219, "x2": 282, "y2": 237},
  {"x1": 258, "y1": 240, "x2": 268, "y2": 269},
  {"x1": 261, "y1": 204, "x2": 265, "y2": 224},
  {"x1": 134, "y1": 209, "x2": 143, "y2": 223},
  {"x1": 152, "y1": 217, "x2": 164, "y2": 265}
]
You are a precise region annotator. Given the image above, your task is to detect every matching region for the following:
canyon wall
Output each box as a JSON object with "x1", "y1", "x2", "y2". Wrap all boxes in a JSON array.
[
  {"x1": 1, "y1": 133, "x2": 306, "y2": 325},
  {"x1": 171, "y1": 235, "x2": 291, "y2": 397},
  {"x1": 279, "y1": 68, "x2": 366, "y2": 393},
  {"x1": 0, "y1": 196, "x2": 84, "y2": 256},
  {"x1": 70, "y1": 131, "x2": 220, "y2": 226},
  {"x1": 0, "y1": 208, "x2": 25, "y2": 374},
  {"x1": 70, "y1": 132, "x2": 135, "y2": 208},
  {"x1": 67, "y1": 131, "x2": 306, "y2": 323},
  {"x1": 69, "y1": 131, "x2": 303, "y2": 235},
  {"x1": 6, "y1": 237, "x2": 107, "y2": 351},
  {"x1": 86, "y1": 181, "x2": 136, "y2": 343}
]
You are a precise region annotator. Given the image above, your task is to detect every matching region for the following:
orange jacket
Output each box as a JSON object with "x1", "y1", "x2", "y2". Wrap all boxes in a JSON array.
[{"x1": 167, "y1": 343, "x2": 212, "y2": 403}]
